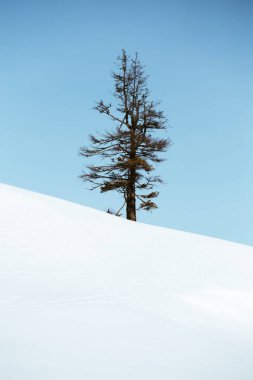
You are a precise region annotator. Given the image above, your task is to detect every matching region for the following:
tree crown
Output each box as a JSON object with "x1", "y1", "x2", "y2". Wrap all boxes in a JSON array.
[{"x1": 80, "y1": 50, "x2": 171, "y2": 218}]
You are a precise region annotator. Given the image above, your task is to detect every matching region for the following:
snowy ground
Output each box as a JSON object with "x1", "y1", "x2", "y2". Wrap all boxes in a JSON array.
[{"x1": 0, "y1": 183, "x2": 253, "y2": 379}]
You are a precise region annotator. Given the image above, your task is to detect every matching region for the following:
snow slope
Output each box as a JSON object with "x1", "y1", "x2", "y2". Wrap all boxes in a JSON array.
[{"x1": 0, "y1": 183, "x2": 253, "y2": 380}]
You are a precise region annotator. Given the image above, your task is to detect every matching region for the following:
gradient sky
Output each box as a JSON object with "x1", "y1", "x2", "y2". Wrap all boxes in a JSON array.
[{"x1": 0, "y1": 0, "x2": 252, "y2": 245}]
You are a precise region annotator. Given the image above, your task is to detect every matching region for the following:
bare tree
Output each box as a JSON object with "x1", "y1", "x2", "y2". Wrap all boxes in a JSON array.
[{"x1": 80, "y1": 50, "x2": 171, "y2": 221}]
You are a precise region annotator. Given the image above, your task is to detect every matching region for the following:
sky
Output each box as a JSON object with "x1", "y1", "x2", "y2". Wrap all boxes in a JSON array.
[{"x1": 0, "y1": 0, "x2": 252, "y2": 246}]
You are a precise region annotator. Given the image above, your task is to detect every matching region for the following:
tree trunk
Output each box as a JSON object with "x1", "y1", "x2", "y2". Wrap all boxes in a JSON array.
[{"x1": 126, "y1": 170, "x2": 136, "y2": 221}]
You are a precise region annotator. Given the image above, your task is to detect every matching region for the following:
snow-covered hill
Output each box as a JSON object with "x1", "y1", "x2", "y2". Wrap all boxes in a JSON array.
[{"x1": 0, "y1": 183, "x2": 253, "y2": 379}]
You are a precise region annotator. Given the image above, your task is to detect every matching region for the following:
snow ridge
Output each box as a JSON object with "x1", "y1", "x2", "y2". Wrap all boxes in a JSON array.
[{"x1": 0, "y1": 183, "x2": 253, "y2": 380}]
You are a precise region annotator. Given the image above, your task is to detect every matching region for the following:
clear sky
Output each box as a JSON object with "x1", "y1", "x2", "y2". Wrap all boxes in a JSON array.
[{"x1": 0, "y1": 0, "x2": 252, "y2": 246}]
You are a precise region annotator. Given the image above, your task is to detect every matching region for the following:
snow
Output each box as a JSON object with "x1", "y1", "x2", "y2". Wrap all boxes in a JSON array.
[{"x1": 0, "y1": 182, "x2": 253, "y2": 379}]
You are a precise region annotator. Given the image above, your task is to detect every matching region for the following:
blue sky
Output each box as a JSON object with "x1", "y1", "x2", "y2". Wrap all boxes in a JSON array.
[{"x1": 0, "y1": 0, "x2": 252, "y2": 245}]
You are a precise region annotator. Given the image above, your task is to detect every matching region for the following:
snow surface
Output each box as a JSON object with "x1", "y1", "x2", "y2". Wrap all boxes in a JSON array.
[{"x1": 0, "y1": 183, "x2": 253, "y2": 380}]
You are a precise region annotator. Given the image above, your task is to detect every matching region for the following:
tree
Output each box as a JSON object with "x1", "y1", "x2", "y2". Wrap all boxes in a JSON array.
[{"x1": 80, "y1": 50, "x2": 171, "y2": 221}]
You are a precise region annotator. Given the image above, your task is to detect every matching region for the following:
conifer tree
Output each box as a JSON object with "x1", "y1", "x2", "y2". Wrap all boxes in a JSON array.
[{"x1": 80, "y1": 50, "x2": 171, "y2": 221}]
